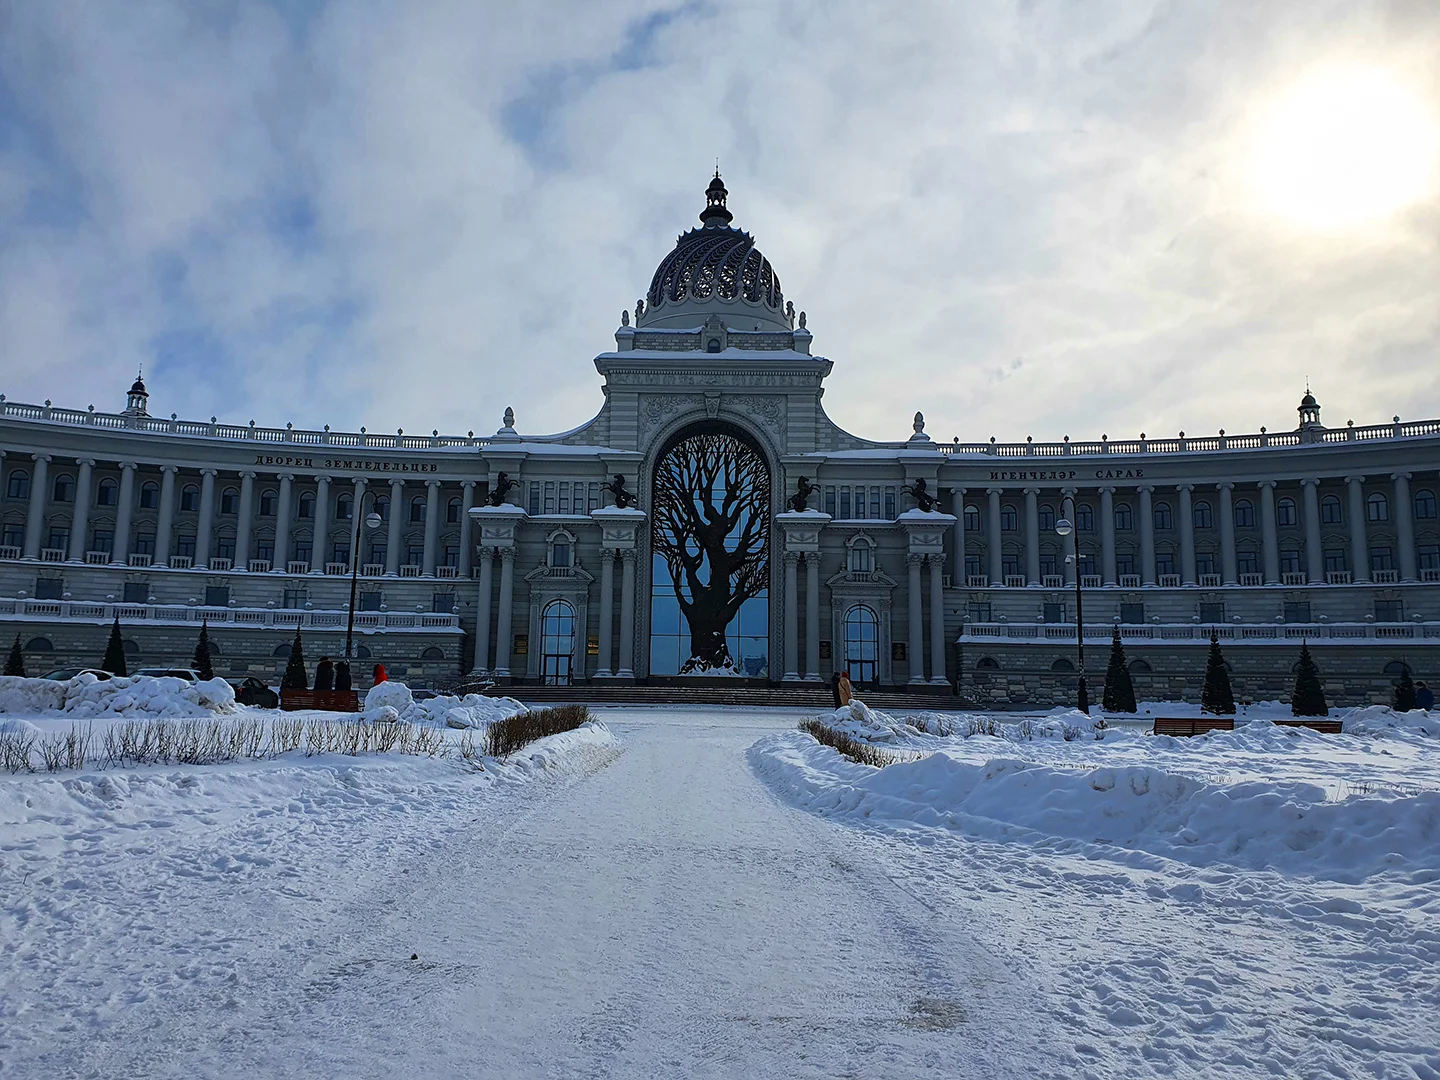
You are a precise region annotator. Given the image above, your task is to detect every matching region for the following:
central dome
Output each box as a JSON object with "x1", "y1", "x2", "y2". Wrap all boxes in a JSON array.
[{"x1": 640, "y1": 174, "x2": 788, "y2": 331}]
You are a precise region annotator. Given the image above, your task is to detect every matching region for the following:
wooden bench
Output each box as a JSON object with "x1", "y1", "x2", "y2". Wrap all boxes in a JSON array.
[
  {"x1": 280, "y1": 689, "x2": 362, "y2": 713},
  {"x1": 1152, "y1": 717, "x2": 1235, "y2": 737},
  {"x1": 1273, "y1": 718, "x2": 1344, "y2": 734}
]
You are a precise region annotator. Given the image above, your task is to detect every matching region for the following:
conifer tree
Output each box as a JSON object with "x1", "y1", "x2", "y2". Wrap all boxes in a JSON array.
[
  {"x1": 1101, "y1": 626, "x2": 1137, "y2": 713},
  {"x1": 192, "y1": 621, "x2": 214, "y2": 680},
  {"x1": 1200, "y1": 628, "x2": 1234, "y2": 715},
  {"x1": 1394, "y1": 664, "x2": 1418, "y2": 712},
  {"x1": 281, "y1": 628, "x2": 308, "y2": 690},
  {"x1": 5, "y1": 633, "x2": 25, "y2": 677},
  {"x1": 102, "y1": 615, "x2": 128, "y2": 676},
  {"x1": 1290, "y1": 640, "x2": 1327, "y2": 716}
]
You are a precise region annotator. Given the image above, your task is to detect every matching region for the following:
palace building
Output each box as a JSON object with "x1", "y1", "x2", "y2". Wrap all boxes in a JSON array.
[{"x1": 1, "y1": 175, "x2": 1437, "y2": 703}]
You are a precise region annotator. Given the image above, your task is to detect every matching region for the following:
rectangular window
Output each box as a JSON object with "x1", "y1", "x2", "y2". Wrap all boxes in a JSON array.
[
  {"x1": 1195, "y1": 552, "x2": 1215, "y2": 576},
  {"x1": 1199, "y1": 602, "x2": 1225, "y2": 624},
  {"x1": 35, "y1": 577, "x2": 63, "y2": 600},
  {"x1": 1119, "y1": 602, "x2": 1145, "y2": 624},
  {"x1": 359, "y1": 591, "x2": 383, "y2": 611},
  {"x1": 528, "y1": 482, "x2": 541, "y2": 516},
  {"x1": 543, "y1": 481, "x2": 556, "y2": 515},
  {"x1": 1323, "y1": 548, "x2": 1347, "y2": 573},
  {"x1": 134, "y1": 532, "x2": 156, "y2": 556},
  {"x1": 205, "y1": 585, "x2": 230, "y2": 606},
  {"x1": 964, "y1": 554, "x2": 982, "y2": 578},
  {"x1": 824, "y1": 486, "x2": 836, "y2": 517},
  {"x1": 1420, "y1": 545, "x2": 1440, "y2": 571},
  {"x1": 46, "y1": 527, "x2": 70, "y2": 551},
  {"x1": 1042, "y1": 602, "x2": 1065, "y2": 624},
  {"x1": 217, "y1": 536, "x2": 236, "y2": 560},
  {"x1": 122, "y1": 581, "x2": 149, "y2": 604},
  {"x1": 854, "y1": 487, "x2": 866, "y2": 519},
  {"x1": 255, "y1": 541, "x2": 274, "y2": 563},
  {"x1": 1280, "y1": 549, "x2": 1302, "y2": 574},
  {"x1": 1002, "y1": 554, "x2": 1021, "y2": 578},
  {"x1": 91, "y1": 529, "x2": 114, "y2": 555},
  {"x1": 884, "y1": 487, "x2": 897, "y2": 519},
  {"x1": 1156, "y1": 553, "x2": 1175, "y2": 576},
  {"x1": 1116, "y1": 554, "x2": 1136, "y2": 577},
  {"x1": 558, "y1": 484, "x2": 570, "y2": 515},
  {"x1": 176, "y1": 534, "x2": 196, "y2": 558},
  {"x1": 1077, "y1": 552, "x2": 1096, "y2": 578},
  {"x1": 1375, "y1": 599, "x2": 1403, "y2": 622},
  {"x1": 968, "y1": 602, "x2": 991, "y2": 622},
  {"x1": 294, "y1": 542, "x2": 312, "y2": 565},
  {"x1": 589, "y1": 482, "x2": 600, "y2": 512},
  {"x1": 2, "y1": 525, "x2": 23, "y2": 549},
  {"x1": 870, "y1": 488, "x2": 881, "y2": 519},
  {"x1": 368, "y1": 543, "x2": 386, "y2": 565},
  {"x1": 1369, "y1": 546, "x2": 1393, "y2": 572},
  {"x1": 282, "y1": 588, "x2": 307, "y2": 609},
  {"x1": 432, "y1": 592, "x2": 456, "y2": 613},
  {"x1": 406, "y1": 544, "x2": 424, "y2": 566},
  {"x1": 443, "y1": 545, "x2": 459, "y2": 567},
  {"x1": 1237, "y1": 550, "x2": 1259, "y2": 575},
  {"x1": 840, "y1": 487, "x2": 851, "y2": 519},
  {"x1": 552, "y1": 542, "x2": 572, "y2": 567},
  {"x1": 332, "y1": 543, "x2": 350, "y2": 565},
  {"x1": 1040, "y1": 554, "x2": 1057, "y2": 577},
  {"x1": 1284, "y1": 601, "x2": 1312, "y2": 623}
]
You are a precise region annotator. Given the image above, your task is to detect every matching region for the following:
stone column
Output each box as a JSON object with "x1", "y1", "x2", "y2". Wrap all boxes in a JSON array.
[
  {"x1": 273, "y1": 473, "x2": 294, "y2": 571},
  {"x1": 195, "y1": 469, "x2": 217, "y2": 569},
  {"x1": 493, "y1": 548, "x2": 516, "y2": 677},
  {"x1": 67, "y1": 458, "x2": 95, "y2": 561},
  {"x1": 385, "y1": 478, "x2": 404, "y2": 575},
  {"x1": 951, "y1": 487, "x2": 966, "y2": 585},
  {"x1": 22, "y1": 453, "x2": 50, "y2": 558},
  {"x1": 473, "y1": 547, "x2": 494, "y2": 673},
  {"x1": 617, "y1": 549, "x2": 637, "y2": 678},
  {"x1": 782, "y1": 552, "x2": 800, "y2": 680},
  {"x1": 907, "y1": 553, "x2": 925, "y2": 683},
  {"x1": 1301, "y1": 478, "x2": 1323, "y2": 583},
  {"x1": 1259, "y1": 481, "x2": 1280, "y2": 584},
  {"x1": 422, "y1": 479, "x2": 442, "y2": 576},
  {"x1": 986, "y1": 488, "x2": 1003, "y2": 585},
  {"x1": 1218, "y1": 482, "x2": 1236, "y2": 584},
  {"x1": 1138, "y1": 486, "x2": 1156, "y2": 585},
  {"x1": 154, "y1": 465, "x2": 178, "y2": 565},
  {"x1": 311, "y1": 475, "x2": 330, "y2": 572},
  {"x1": 928, "y1": 554, "x2": 946, "y2": 685},
  {"x1": 1099, "y1": 486, "x2": 1117, "y2": 585},
  {"x1": 805, "y1": 554, "x2": 821, "y2": 681},
  {"x1": 112, "y1": 462, "x2": 136, "y2": 564},
  {"x1": 1346, "y1": 476, "x2": 1369, "y2": 581},
  {"x1": 235, "y1": 471, "x2": 256, "y2": 569},
  {"x1": 595, "y1": 549, "x2": 615, "y2": 677},
  {"x1": 1024, "y1": 487, "x2": 1040, "y2": 584},
  {"x1": 1177, "y1": 484, "x2": 1195, "y2": 585},
  {"x1": 458, "y1": 481, "x2": 477, "y2": 579},
  {"x1": 1394, "y1": 473, "x2": 1416, "y2": 581}
]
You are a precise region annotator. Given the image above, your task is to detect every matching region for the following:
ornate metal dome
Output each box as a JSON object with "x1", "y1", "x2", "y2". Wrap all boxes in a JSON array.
[{"x1": 644, "y1": 174, "x2": 784, "y2": 317}]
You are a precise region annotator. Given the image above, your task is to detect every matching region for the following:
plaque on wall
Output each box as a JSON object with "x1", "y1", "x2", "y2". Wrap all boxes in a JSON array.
[
  {"x1": 819, "y1": 640, "x2": 831, "y2": 660},
  {"x1": 513, "y1": 634, "x2": 528, "y2": 655},
  {"x1": 587, "y1": 635, "x2": 599, "y2": 656},
  {"x1": 891, "y1": 641, "x2": 907, "y2": 661}
]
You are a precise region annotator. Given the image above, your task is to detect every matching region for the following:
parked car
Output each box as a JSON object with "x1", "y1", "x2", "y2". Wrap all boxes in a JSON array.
[
  {"x1": 39, "y1": 668, "x2": 114, "y2": 681},
  {"x1": 133, "y1": 667, "x2": 202, "y2": 682},
  {"x1": 229, "y1": 677, "x2": 279, "y2": 709}
]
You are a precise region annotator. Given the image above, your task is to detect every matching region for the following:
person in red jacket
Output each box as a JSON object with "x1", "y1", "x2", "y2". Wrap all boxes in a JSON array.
[{"x1": 372, "y1": 663, "x2": 388, "y2": 685}]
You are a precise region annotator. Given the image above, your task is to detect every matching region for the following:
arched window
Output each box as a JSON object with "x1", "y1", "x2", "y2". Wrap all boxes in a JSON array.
[
  {"x1": 258, "y1": 489, "x2": 277, "y2": 517},
  {"x1": 1383, "y1": 660, "x2": 1411, "y2": 678},
  {"x1": 205, "y1": 640, "x2": 222, "y2": 656},
  {"x1": 420, "y1": 646, "x2": 445, "y2": 661},
  {"x1": 540, "y1": 599, "x2": 576, "y2": 685},
  {"x1": 297, "y1": 493, "x2": 315, "y2": 520},
  {"x1": 1038, "y1": 505, "x2": 1055, "y2": 532},
  {"x1": 1366, "y1": 492, "x2": 1388, "y2": 522},
  {"x1": 373, "y1": 495, "x2": 389, "y2": 521},
  {"x1": 975, "y1": 656, "x2": 1000, "y2": 670},
  {"x1": 1192, "y1": 501, "x2": 1213, "y2": 529},
  {"x1": 1321, "y1": 495, "x2": 1343, "y2": 524},
  {"x1": 96, "y1": 478, "x2": 117, "y2": 507},
  {"x1": 843, "y1": 605, "x2": 879, "y2": 685},
  {"x1": 336, "y1": 493, "x2": 353, "y2": 521},
  {"x1": 1114, "y1": 504, "x2": 1133, "y2": 531},
  {"x1": 1001, "y1": 504, "x2": 1018, "y2": 531},
  {"x1": 1277, "y1": 497, "x2": 1297, "y2": 526},
  {"x1": 355, "y1": 644, "x2": 372, "y2": 659},
  {"x1": 123, "y1": 639, "x2": 140, "y2": 655},
  {"x1": 1128, "y1": 658, "x2": 1152, "y2": 673},
  {"x1": 1076, "y1": 504, "x2": 1094, "y2": 531},
  {"x1": 273, "y1": 643, "x2": 291, "y2": 657},
  {"x1": 1153, "y1": 502, "x2": 1173, "y2": 530},
  {"x1": 179, "y1": 484, "x2": 200, "y2": 512},
  {"x1": 848, "y1": 540, "x2": 873, "y2": 574},
  {"x1": 139, "y1": 481, "x2": 159, "y2": 509},
  {"x1": 220, "y1": 487, "x2": 239, "y2": 515},
  {"x1": 52, "y1": 475, "x2": 75, "y2": 503},
  {"x1": 409, "y1": 496, "x2": 426, "y2": 523},
  {"x1": 6, "y1": 470, "x2": 29, "y2": 499},
  {"x1": 1233, "y1": 499, "x2": 1255, "y2": 528},
  {"x1": 1050, "y1": 657, "x2": 1074, "y2": 672},
  {"x1": 447, "y1": 497, "x2": 462, "y2": 524},
  {"x1": 1414, "y1": 490, "x2": 1437, "y2": 520},
  {"x1": 551, "y1": 541, "x2": 572, "y2": 568},
  {"x1": 24, "y1": 636, "x2": 54, "y2": 652},
  {"x1": 963, "y1": 505, "x2": 981, "y2": 533}
]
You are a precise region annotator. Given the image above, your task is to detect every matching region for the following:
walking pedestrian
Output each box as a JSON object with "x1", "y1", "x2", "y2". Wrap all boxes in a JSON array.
[
  {"x1": 837, "y1": 669, "x2": 853, "y2": 707},
  {"x1": 334, "y1": 659, "x2": 352, "y2": 691},
  {"x1": 314, "y1": 656, "x2": 335, "y2": 692},
  {"x1": 1418, "y1": 681, "x2": 1434, "y2": 711},
  {"x1": 830, "y1": 670, "x2": 842, "y2": 710}
]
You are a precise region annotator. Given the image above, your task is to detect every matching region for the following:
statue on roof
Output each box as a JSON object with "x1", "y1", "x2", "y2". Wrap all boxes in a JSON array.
[
  {"x1": 487, "y1": 471, "x2": 517, "y2": 507},
  {"x1": 785, "y1": 476, "x2": 817, "y2": 512},
  {"x1": 902, "y1": 477, "x2": 937, "y2": 513}
]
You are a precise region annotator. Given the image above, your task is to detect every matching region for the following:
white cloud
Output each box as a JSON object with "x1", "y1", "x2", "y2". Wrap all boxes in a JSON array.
[{"x1": 0, "y1": 0, "x2": 1437, "y2": 442}]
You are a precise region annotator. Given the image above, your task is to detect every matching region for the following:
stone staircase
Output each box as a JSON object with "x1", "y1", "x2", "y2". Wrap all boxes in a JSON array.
[{"x1": 504, "y1": 682, "x2": 970, "y2": 712}]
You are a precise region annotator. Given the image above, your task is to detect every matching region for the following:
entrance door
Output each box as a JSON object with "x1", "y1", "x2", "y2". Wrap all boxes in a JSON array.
[
  {"x1": 541, "y1": 599, "x2": 576, "y2": 685},
  {"x1": 843, "y1": 604, "x2": 879, "y2": 686}
]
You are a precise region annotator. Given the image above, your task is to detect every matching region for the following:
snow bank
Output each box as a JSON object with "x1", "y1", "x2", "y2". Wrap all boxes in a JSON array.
[
  {"x1": 828, "y1": 699, "x2": 1125, "y2": 745},
  {"x1": 751, "y1": 731, "x2": 1440, "y2": 881},
  {"x1": 0, "y1": 674, "x2": 236, "y2": 717},
  {"x1": 1341, "y1": 705, "x2": 1440, "y2": 738},
  {"x1": 361, "y1": 681, "x2": 527, "y2": 729}
]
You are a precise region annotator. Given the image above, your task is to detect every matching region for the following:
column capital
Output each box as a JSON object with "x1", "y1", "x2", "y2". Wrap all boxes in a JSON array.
[
  {"x1": 277, "y1": 472, "x2": 295, "y2": 482},
  {"x1": 389, "y1": 476, "x2": 406, "y2": 489},
  {"x1": 461, "y1": 479, "x2": 477, "y2": 489},
  {"x1": 1175, "y1": 482, "x2": 1194, "y2": 492},
  {"x1": 949, "y1": 485, "x2": 967, "y2": 495},
  {"x1": 351, "y1": 476, "x2": 368, "y2": 488},
  {"x1": 1344, "y1": 475, "x2": 1366, "y2": 485},
  {"x1": 75, "y1": 457, "x2": 96, "y2": 469},
  {"x1": 1391, "y1": 472, "x2": 1412, "y2": 482},
  {"x1": 425, "y1": 478, "x2": 442, "y2": 489},
  {"x1": 1257, "y1": 479, "x2": 1277, "y2": 490},
  {"x1": 1300, "y1": 477, "x2": 1320, "y2": 487},
  {"x1": 119, "y1": 461, "x2": 138, "y2": 471},
  {"x1": 986, "y1": 486, "x2": 1005, "y2": 495},
  {"x1": 1137, "y1": 484, "x2": 1154, "y2": 493},
  {"x1": 31, "y1": 453, "x2": 51, "y2": 463},
  {"x1": 499, "y1": 547, "x2": 516, "y2": 563},
  {"x1": 199, "y1": 467, "x2": 217, "y2": 477},
  {"x1": 620, "y1": 548, "x2": 638, "y2": 563},
  {"x1": 1098, "y1": 485, "x2": 1116, "y2": 494},
  {"x1": 907, "y1": 552, "x2": 925, "y2": 566},
  {"x1": 600, "y1": 546, "x2": 621, "y2": 559},
  {"x1": 240, "y1": 470, "x2": 257, "y2": 480},
  {"x1": 783, "y1": 550, "x2": 801, "y2": 565},
  {"x1": 1023, "y1": 486, "x2": 1041, "y2": 496},
  {"x1": 159, "y1": 464, "x2": 179, "y2": 475},
  {"x1": 1216, "y1": 481, "x2": 1233, "y2": 491}
]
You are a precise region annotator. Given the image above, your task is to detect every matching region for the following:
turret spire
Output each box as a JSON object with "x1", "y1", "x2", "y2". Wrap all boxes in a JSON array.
[{"x1": 699, "y1": 171, "x2": 733, "y2": 227}]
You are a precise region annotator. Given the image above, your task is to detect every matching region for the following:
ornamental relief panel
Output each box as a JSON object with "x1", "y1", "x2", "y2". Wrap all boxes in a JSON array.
[{"x1": 638, "y1": 394, "x2": 705, "y2": 441}]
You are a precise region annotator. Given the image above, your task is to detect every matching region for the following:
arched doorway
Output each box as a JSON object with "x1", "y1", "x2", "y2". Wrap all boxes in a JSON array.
[
  {"x1": 649, "y1": 420, "x2": 771, "y2": 677},
  {"x1": 541, "y1": 599, "x2": 577, "y2": 685},
  {"x1": 842, "y1": 605, "x2": 879, "y2": 686}
]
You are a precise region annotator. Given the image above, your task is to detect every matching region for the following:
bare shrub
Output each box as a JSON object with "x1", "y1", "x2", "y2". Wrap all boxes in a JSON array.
[
  {"x1": 798, "y1": 719, "x2": 901, "y2": 768},
  {"x1": 484, "y1": 705, "x2": 592, "y2": 758}
]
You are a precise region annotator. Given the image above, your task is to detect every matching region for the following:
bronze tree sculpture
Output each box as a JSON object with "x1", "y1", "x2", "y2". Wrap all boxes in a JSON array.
[{"x1": 651, "y1": 429, "x2": 770, "y2": 672}]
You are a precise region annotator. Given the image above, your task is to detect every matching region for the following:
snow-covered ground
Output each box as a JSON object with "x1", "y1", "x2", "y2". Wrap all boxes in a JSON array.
[{"x1": 2, "y1": 694, "x2": 1438, "y2": 1077}]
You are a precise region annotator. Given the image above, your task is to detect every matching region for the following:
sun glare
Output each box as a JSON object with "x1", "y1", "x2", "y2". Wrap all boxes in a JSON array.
[{"x1": 1252, "y1": 68, "x2": 1438, "y2": 229}]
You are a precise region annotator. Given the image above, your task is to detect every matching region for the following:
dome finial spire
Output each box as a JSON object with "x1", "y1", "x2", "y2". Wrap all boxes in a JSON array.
[{"x1": 700, "y1": 170, "x2": 733, "y2": 227}]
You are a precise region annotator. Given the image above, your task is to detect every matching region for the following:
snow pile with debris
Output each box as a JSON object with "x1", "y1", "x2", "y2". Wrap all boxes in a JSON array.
[
  {"x1": 362, "y1": 681, "x2": 528, "y2": 729},
  {"x1": 827, "y1": 699, "x2": 1121, "y2": 745},
  {"x1": 0, "y1": 673, "x2": 236, "y2": 718},
  {"x1": 1342, "y1": 705, "x2": 1440, "y2": 738}
]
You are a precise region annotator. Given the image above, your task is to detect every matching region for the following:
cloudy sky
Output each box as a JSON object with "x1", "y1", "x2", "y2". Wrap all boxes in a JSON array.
[{"x1": 1, "y1": 0, "x2": 1437, "y2": 444}]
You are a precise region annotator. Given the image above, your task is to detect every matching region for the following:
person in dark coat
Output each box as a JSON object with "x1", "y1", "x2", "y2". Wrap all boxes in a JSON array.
[
  {"x1": 314, "y1": 657, "x2": 334, "y2": 692},
  {"x1": 1418, "y1": 681, "x2": 1435, "y2": 711},
  {"x1": 334, "y1": 660, "x2": 352, "y2": 691},
  {"x1": 830, "y1": 671, "x2": 842, "y2": 709}
]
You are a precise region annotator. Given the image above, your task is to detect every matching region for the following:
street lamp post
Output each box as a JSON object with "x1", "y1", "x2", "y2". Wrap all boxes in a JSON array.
[
  {"x1": 343, "y1": 498, "x2": 384, "y2": 662},
  {"x1": 1055, "y1": 496, "x2": 1090, "y2": 713}
]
